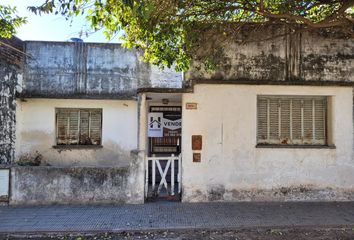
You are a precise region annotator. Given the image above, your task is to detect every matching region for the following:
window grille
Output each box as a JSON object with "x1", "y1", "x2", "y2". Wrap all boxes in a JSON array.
[{"x1": 257, "y1": 96, "x2": 327, "y2": 145}]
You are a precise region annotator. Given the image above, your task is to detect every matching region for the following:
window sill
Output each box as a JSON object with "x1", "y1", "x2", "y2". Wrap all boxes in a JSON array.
[
  {"x1": 256, "y1": 144, "x2": 336, "y2": 149},
  {"x1": 53, "y1": 145, "x2": 103, "y2": 150}
]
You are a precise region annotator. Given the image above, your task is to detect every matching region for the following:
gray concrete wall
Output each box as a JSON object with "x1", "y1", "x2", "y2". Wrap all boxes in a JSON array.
[
  {"x1": 186, "y1": 26, "x2": 354, "y2": 84},
  {"x1": 20, "y1": 41, "x2": 182, "y2": 99},
  {"x1": 10, "y1": 153, "x2": 144, "y2": 204}
]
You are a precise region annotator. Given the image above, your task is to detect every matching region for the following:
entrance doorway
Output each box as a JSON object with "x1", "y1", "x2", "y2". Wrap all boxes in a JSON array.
[{"x1": 145, "y1": 106, "x2": 182, "y2": 201}]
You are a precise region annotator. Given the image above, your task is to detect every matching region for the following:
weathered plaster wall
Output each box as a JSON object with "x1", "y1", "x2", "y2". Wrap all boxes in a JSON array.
[
  {"x1": 0, "y1": 37, "x2": 23, "y2": 164},
  {"x1": 186, "y1": 26, "x2": 354, "y2": 84},
  {"x1": 0, "y1": 61, "x2": 18, "y2": 164},
  {"x1": 15, "y1": 99, "x2": 137, "y2": 167},
  {"x1": 301, "y1": 32, "x2": 353, "y2": 82},
  {"x1": 181, "y1": 84, "x2": 354, "y2": 202},
  {"x1": 10, "y1": 161, "x2": 144, "y2": 205},
  {"x1": 21, "y1": 41, "x2": 182, "y2": 99}
]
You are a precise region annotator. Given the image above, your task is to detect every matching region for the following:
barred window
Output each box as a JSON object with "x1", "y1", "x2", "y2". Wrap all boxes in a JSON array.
[
  {"x1": 257, "y1": 96, "x2": 327, "y2": 145},
  {"x1": 56, "y1": 108, "x2": 102, "y2": 146}
]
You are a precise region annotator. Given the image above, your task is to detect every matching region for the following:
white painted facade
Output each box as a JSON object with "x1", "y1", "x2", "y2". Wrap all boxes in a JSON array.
[
  {"x1": 14, "y1": 85, "x2": 354, "y2": 202},
  {"x1": 16, "y1": 99, "x2": 138, "y2": 167},
  {"x1": 181, "y1": 84, "x2": 354, "y2": 201}
]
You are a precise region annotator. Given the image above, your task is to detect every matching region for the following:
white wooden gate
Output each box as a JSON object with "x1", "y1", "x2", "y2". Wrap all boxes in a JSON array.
[{"x1": 145, "y1": 154, "x2": 181, "y2": 198}]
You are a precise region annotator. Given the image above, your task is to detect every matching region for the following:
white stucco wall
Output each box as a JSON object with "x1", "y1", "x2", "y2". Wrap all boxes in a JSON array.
[
  {"x1": 15, "y1": 99, "x2": 138, "y2": 167},
  {"x1": 182, "y1": 84, "x2": 354, "y2": 202}
]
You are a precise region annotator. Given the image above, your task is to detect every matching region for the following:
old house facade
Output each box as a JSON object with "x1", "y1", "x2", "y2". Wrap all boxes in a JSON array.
[
  {"x1": 178, "y1": 27, "x2": 354, "y2": 201},
  {"x1": 0, "y1": 26, "x2": 353, "y2": 204}
]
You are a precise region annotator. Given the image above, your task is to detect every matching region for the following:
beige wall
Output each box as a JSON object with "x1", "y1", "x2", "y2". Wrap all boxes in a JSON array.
[
  {"x1": 16, "y1": 99, "x2": 138, "y2": 167},
  {"x1": 181, "y1": 84, "x2": 354, "y2": 202}
]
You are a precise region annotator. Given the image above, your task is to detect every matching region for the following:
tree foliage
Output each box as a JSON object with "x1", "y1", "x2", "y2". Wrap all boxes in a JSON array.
[
  {"x1": 28, "y1": 0, "x2": 354, "y2": 71},
  {"x1": 0, "y1": 5, "x2": 27, "y2": 39}
]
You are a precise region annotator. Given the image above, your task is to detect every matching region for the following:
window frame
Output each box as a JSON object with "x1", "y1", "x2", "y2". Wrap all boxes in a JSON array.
[
  {"x1": 55, "y1": 108, "x2": 103, "y2": 147},
  {"x1": 256, "y1": 95, "x2": 330, "y2": 147}
]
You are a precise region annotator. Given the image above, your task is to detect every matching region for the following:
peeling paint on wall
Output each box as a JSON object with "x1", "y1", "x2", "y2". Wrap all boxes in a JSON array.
[
  {"x1": 0, "y1": 61, "x2": 19, "y2": 164},
  {"x1": 186, "y1": 26, "x2": 354, "y2": 84},
  {"x1": 16, "y1": 99, "x2": 138, "y2": 167},
  {"x1": 0, "y1": 37, "x2": 23, "y2": 164},
  {"x1": 181, "y1": 84, "x2": 354, "y2": 202},
  {"x1": 10, "y1": 152, "x2": 144, "y2": 204},
  {"x1": 183, "y1": 185, "x2": 354, "y2": 202},
  {"x1": 21, "y1": 41, "x2": 182, "y2": 99}
]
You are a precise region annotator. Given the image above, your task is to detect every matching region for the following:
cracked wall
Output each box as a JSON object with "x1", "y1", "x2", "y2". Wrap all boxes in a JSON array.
[
  {"x1": 10, "y1": 153, "x2": 144, "y2": 205},
  {"x1": 186, "y1": 26, "x2": 354, "y2": 84},
  {"x1": 0, "y1": 61, "x2": 17, "y2": 163},
  {"x1": 181, "y1": 84, "x2": 354, "y2": 202},
  {"x1": 16, "y1": 99, "x2": 138, "y2": 167},
  {"x1": 0, "y1": 37, "x2": 23, "y2": 164},
  {"x1": 21, "y1": 41, "x2": 182, "y2": 99}
]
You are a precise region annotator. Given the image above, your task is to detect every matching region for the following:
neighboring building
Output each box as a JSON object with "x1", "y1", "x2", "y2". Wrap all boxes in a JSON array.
[
  {"x1": 0, "y1": 25, "x2": 353, "y2": 204},
  {"x1": 0, "y1": 36, "x2": 22, "y2": 164}
]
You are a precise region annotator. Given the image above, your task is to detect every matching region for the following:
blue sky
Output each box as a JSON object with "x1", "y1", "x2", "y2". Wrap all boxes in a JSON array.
[{"x1": 3, "y1": 0, "x2": 119, "y2": 42}]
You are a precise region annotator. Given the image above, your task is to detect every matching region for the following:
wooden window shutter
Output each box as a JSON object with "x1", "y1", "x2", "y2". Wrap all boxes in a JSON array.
[
  {"x1": 68, "y1": 110, "x2": 79, "y2": 144},
  {"x1": 257, "y1": 96, "x2": 327, "y2": 145},
  {"x1": 291, "y1": 99, "x2": 302, "y2": 144},
  {"x1": 280, "y1": 99, "x2": 291, "y2": 144},
  {"x1": 257, "y1": 97, "x2": 268, "y2": 142},
  {"x1": 89, "y1": 109, "x2": 102, "y2": 145},
  {"x1": 79, "y1": 110, "x2": 90, "y2": 144},
  {"x1": 56, "y1": 109, "x2": 79, "y2": 145},
  {"x1": 56, "y1": 109, "x2": 69, "y2": 145},
  {"x1": 56, "y1": 108, "x2": 102, "y2": 146},
  {"x1": 303, "y1": 99, "x2": 313, "y2": 144},
  {"x1": 314, "y1": 98, "x2": 326, "y2": 143},
  {"x1": 269, "y1": 99, "x2": 279, "y2": 141}
]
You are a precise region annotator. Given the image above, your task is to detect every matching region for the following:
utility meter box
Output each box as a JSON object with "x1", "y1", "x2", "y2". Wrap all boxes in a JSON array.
[{"x1": 0, "y1": 169, "x2": 10, "y2": 202}]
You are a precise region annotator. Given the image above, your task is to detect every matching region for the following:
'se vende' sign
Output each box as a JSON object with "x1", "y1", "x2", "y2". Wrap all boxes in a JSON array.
[{"x1": 148, "y1": 112, "x2": 181, "y2": 137}]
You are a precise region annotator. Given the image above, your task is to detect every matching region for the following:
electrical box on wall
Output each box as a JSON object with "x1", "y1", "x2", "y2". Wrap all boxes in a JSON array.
[
  {"x1": 192, "y1": 135, "x2": 202, "y2": 163},
  {"x1": 192, "y1": 135, "x2": 202, "y2": 150},
  {"x1": 193, "y1": 153, "x2": 201, "y2": 162}
]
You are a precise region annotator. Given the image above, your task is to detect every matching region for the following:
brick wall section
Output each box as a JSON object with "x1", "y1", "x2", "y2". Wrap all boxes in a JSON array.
[{"x1": 0, "y1": 37, "x2": 23, "y2": 164}]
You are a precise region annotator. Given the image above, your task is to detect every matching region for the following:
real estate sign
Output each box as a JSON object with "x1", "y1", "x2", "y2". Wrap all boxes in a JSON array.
[
  {"x1": 148, "y1": 112, "x2": 163, "y2": 137},
  {"x1": 148, "y1": 112, "x2": 181, "y2": 137}
]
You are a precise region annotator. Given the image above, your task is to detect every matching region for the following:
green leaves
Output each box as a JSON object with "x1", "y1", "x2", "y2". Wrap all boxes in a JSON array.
[{"x1": 0, "y1": 5, "x2": 27, "y2": 38}]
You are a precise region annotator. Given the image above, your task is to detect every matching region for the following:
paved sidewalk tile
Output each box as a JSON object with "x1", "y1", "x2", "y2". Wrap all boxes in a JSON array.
[{"x1": 0, "y1": 202, "x2": 353, "y2": 233}]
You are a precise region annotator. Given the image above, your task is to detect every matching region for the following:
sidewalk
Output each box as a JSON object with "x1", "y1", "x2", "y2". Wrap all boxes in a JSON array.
[{"x1": 0, "y1": 202, "x2": 353, "y2": 233}]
